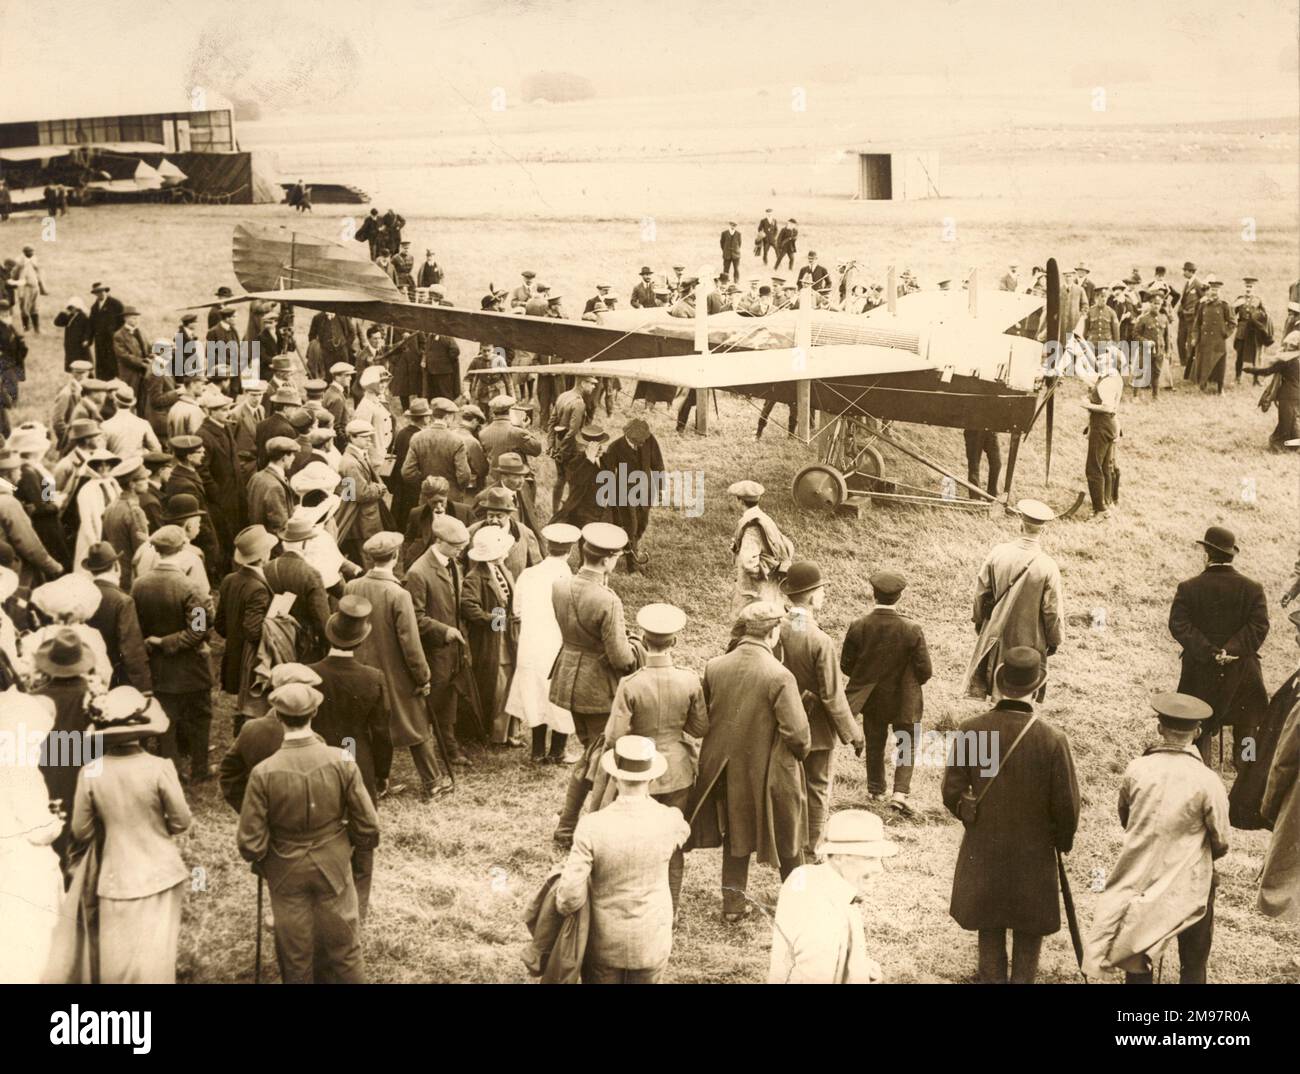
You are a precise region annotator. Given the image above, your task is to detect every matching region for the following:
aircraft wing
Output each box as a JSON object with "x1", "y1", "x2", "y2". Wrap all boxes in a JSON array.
[
  {"x1": 870, "y1": 289, "x2": 1043, "y2": 333},
  {"x1": 467, "y1": 344, "x2": 935, "y2": 389}
]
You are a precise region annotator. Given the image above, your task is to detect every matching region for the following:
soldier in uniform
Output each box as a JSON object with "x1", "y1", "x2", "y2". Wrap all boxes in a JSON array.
[
  {"x1": 728, "y1": 480, "x2": 794, "y2": 617},
  {"x1": 1190, "y1": 275, "x2": 1236, "y2": 393},
  {"x1": 602, "y1": 602, "x2": 707, "y2": 913},
  {"x1": 236, "y1": 680, "x2": 380, "y2": 984},
  {"x1": 962, "y1": 500, "x2": 1064, "y2": 701},
  {"x1": 1233, "y1": 275, "x2": 1273, "y2": 387},
  {"x1": 777, "y1": 563, "x2": 864, "y2": 856},
  {"x1": 1132, "y1": 289, "x2": 1171, "y2": 398},
  {"x1": 687, "y1": 599, "x2": 810, "y2": 921},
  {"x1": 550, "y1": 522, "x2": 638, "y2": 849}
]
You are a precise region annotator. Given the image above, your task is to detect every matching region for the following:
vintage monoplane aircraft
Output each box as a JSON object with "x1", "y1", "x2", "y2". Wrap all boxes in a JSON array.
[{"x1": 200, "y1": 222, "x2": 1085, "y2": 517}]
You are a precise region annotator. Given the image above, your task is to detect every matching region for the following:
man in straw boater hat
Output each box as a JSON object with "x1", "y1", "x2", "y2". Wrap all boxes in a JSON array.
[
  {"x1": 1084, "y1": 692, "x2": 1229, "y2": 983},
  {"x1": 346, "y1": 531, "x2": 453, "y2": 800},
  {"x1": 686, "y1": 599, "x2": 810, "y2": 922},
  {"x1": 236, "y1": 678, "x2": 380, "y2": 984},
  {"x1": 777, "y1": 562, "x2": 864, "y2": 854},
  {"x1": 550, "y1": 522, "x2": 638, "y2": 849},
  {"x1": 962, "y1": 498, "x2": 1064, "y2": 702},
  {"x1": 841, "y1": 569, "x2": 932, "y2": 814},
  {"x1": 554, "y1": 735, "x2": 691, "y2": 984},
  {"x1": 1168, "y1": 523, "x2": 1269, "y2": 767},
  {"x1": 942, "y1": 646, "x2": 1080, "y2": 984},
  {"x1": 727, "y1": 480, "x2": 794, "y2": 618},
  {"x1": 768, "y1": 809, "x2": 897, "y2": 984},
  {"x1": 600, "y1": 602, "x2": 707, "y2": 914}
]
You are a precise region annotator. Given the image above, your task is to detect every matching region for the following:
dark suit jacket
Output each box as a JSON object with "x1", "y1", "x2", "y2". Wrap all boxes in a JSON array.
[
  {"x1": 720, "y1": 229, "x2": 742, "y2": 258},
  {"x1": 405, "y1": 548, "x2": 465, "y2": 684},
  {"x1": 219, "y1": 715, "x2": 291, "y2": 812},
  {"x1": 131, "y1": 562, "x2": 213, "y2": 694},
  {"x1": 308, "y1": 654, "x2": 394, "y2": 801},
  {"x1": 264, "y1": 551, "x2": 331, "y2": 660},
  {"x1": 255, "y1": 412, "x2": 297, "y2": 470},
  {"x1": 88, "y1": 294, "x2": 125, "y2": 375},
  {"x1": 86, "y1": 579, "x2": 152, "y2": 692},
  {"x1": 198, "y1": 417, "x2": 243, "y2": 533},
  {"x1": 214, "y1": 565, "x2": 271, "y2": 694},
  {"x1": 840, "y1": 607, "x2": 932, "y2": 726},
  {"x1": 162, "y1": 463, "x2": 221, "y2": 579},
  {"x1": 1169, "y1": 564, "x2": 1270, "y2": 733}
]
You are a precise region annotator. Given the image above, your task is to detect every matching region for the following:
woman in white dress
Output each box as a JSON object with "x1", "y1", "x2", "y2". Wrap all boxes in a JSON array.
[
  {"x1": 72, "y1": 448, "x2": 121, "y2": 570},
  {"x1": 506, "y1": 523, "x2": 580, "y2": 763},
  {"x1": 0, "y1": 691, "x2": 64, "y2": 983}
]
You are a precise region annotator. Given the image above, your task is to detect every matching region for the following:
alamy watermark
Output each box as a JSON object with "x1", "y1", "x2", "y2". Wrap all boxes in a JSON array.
[
  {"x1": 151, "y1": 334, "x2": 261, "y2": 379},
  {"x1": 595, "y1": 464, "x2": 705, "y2": 518}
]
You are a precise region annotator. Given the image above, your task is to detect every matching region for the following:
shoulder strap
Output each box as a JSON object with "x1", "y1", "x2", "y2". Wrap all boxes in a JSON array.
[
  {"x1": 989, "y1": 553, "x2": 1041, "y2": 615},
  {"x1": 971, "y1": 713, "x2": 1039, "y2": 810}
]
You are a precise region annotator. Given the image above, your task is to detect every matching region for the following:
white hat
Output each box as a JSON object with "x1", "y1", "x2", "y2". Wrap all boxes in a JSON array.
[
  {"x1": 600, "y1": 735, "x2": 668, "y2": 782},
  {"x1": 815, "y1": 809, "x2": 898, "y2": 859},
  {"x1": 358, "y1": 365, "x2": 388, "y2": 388},
  {"x1": 467, "y1": 526, "x2": 515, "y2": 562}
]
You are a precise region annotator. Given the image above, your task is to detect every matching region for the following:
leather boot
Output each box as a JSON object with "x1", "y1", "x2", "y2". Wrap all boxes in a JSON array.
[
  {"x1": 552, "y1": 776, "x2": 592, "y2": 849},
  {"x1": 546, "y1": 731, "x2": 568, "y2": 763}
]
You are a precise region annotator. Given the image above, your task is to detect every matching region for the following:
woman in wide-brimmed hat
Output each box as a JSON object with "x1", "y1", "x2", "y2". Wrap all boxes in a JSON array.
[
  {"x1": 72, "y1": 446, "x2": 122, "y2": 568},
  {"x1": 21, "y1": 573, "x2": 112, "y2": 689},
  {"x1": 63, "y1": 686, "x2": 191, "y2": 983},
  {"x1": 31, "y1": 628, "x2": 97, "y2": 868},
  {"x1": 462, "y1": 525, "x2": 521, "y2": 745},
  {"x1": 0, "y1": 691, "x2": 64, "y2": 983}
]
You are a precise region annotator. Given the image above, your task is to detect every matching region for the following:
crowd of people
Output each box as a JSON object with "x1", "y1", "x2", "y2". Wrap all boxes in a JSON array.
[{"x1": 0, "y1": 218, "x2": 1297, "y2": 986}]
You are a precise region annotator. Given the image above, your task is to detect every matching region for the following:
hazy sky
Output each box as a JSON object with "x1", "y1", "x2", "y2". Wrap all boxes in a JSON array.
[{"x1": 2, "y1": 0, "x2": 1296, "y2": 117}]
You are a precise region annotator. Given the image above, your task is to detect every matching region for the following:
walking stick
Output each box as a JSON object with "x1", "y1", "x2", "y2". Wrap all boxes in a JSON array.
[
  {"x1": 423, "y1": 691, "x2": 456, "y2": 789},
  {"x1": 254, "y1": 874, "x2": 264, "y2": 984},
  {"x1": 1057, "y1": 851, "x2": 1088, "y2": 982}
]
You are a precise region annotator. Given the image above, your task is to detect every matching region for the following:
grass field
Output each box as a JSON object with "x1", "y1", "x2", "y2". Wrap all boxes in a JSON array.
[{"x1": 3, "y1": 116, "x2": 1298, "y2": 983}]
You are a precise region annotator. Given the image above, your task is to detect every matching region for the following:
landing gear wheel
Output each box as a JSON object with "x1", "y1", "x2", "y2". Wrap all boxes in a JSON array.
[
  {"x1": 792, "y1": 464, "x2": 850, "y2": 511},
  {"x1": 843, "y1": 445, "x2": 886, "y2": 494}
]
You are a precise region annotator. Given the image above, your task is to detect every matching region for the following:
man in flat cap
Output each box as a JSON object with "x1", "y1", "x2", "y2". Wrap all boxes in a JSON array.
[
  {"x1": 688, "y1": 599, "x2": 810, "y2": 920},
  {"x1": 728, "y1": 480, "x2": 795, "y2": 617},
  {"x1": 769, "y1": 810, "x2": 895, "y2": 984},
  {"x1": 163, "y1": 434, "x2": 223, "y2": 581},
  {"x1": 197, "y1": 387, "x2": 242, "y2": 541},
  {"x1": 549, "y1": 375, "x2": 597, "y2": 513},
  {"x1": 551, "y1": 522, "x2": 638, "y2": 848},
  {"x1": 346, "y1": 531, "x2": 451, "y2": 799},
  {"x1": 508, "y1": 270, "x2": 535, "y2": 311},
  {"x1": 1169, "y1": 524, "x2": 1269, "y2": 766},
  {"x1": 214, "y1": 525, "x2": 277, "y2": 736},
  {"x1": 132, "y1": 524, "x2": 216, "y2": 782},
  {"x1": 600, "y1": 602, "x2": 707, "y2": 912},
  {"x1": 246, "y1": 436, "x2": 297, "y2": 535},
  {"x1": 238, "y1": 679, "x2": 380, "y2": 983},
  {"x1": 943, "y1": 647, "x2": 1079, "y2": 983},
  {"x1": 111, "y1": 305, "x2": 150, "y2": 408},
  {"x1": 337, "y1": 420, "x2": 389, "y2": 560},
  {"x1": 1079, "y1": 344, "x2": 1124, "y2": 520},
  {"x1": 479, "y1": 394, "x2": 543, "y2": 471},
  {"x1": 402, "y1": 397, "x2": 476, "y2": 507},
  {"x1": 841, "y1": 569, "x2": 932, "y2": 813},
  {"x1": 962, "y1": 499, "x2": 1064, "y2": 701},
  {"x1": 1242, "y1": 328, "x2": 1300, "y2": 451},
  {"x1": 1190, "y1": 275, "x2": 1236, "y2": 393},
  {"x1": 1084, "y1": 693, "x2": 1228, "y2": 983},
  {"x1": 778, "y1": 563, "x2": 864, "y2": 854},
  {"x1": 405, "y1": 513, "x2": 474, "y2": 767},
  {"x1": 321, "y1": 363, "x2": 355, "y2": 441}
]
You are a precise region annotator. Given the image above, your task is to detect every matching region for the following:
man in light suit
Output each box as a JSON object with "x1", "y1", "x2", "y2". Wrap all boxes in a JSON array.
[{"x1": 555, "y1": 735, "x2": 691, "y2": 983}]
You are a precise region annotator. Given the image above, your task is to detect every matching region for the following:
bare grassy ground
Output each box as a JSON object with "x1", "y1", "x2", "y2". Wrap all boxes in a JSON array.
[{"x1": 4, "y1": 126, "x2": 1297, "y2": 982}]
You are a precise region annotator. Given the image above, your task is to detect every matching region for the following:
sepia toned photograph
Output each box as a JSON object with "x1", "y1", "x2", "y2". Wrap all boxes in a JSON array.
[{"x1": 0, "y1": 0, "x2": 1297, "y2": 1040}]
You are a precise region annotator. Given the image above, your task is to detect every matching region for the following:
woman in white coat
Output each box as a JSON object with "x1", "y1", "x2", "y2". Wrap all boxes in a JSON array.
[
  {"x1": 506, "y1": 523, "x2": 580, "y2": 763},
  {"x1": 0, "y1": 691, "x2": 65, "y2": 983}
]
